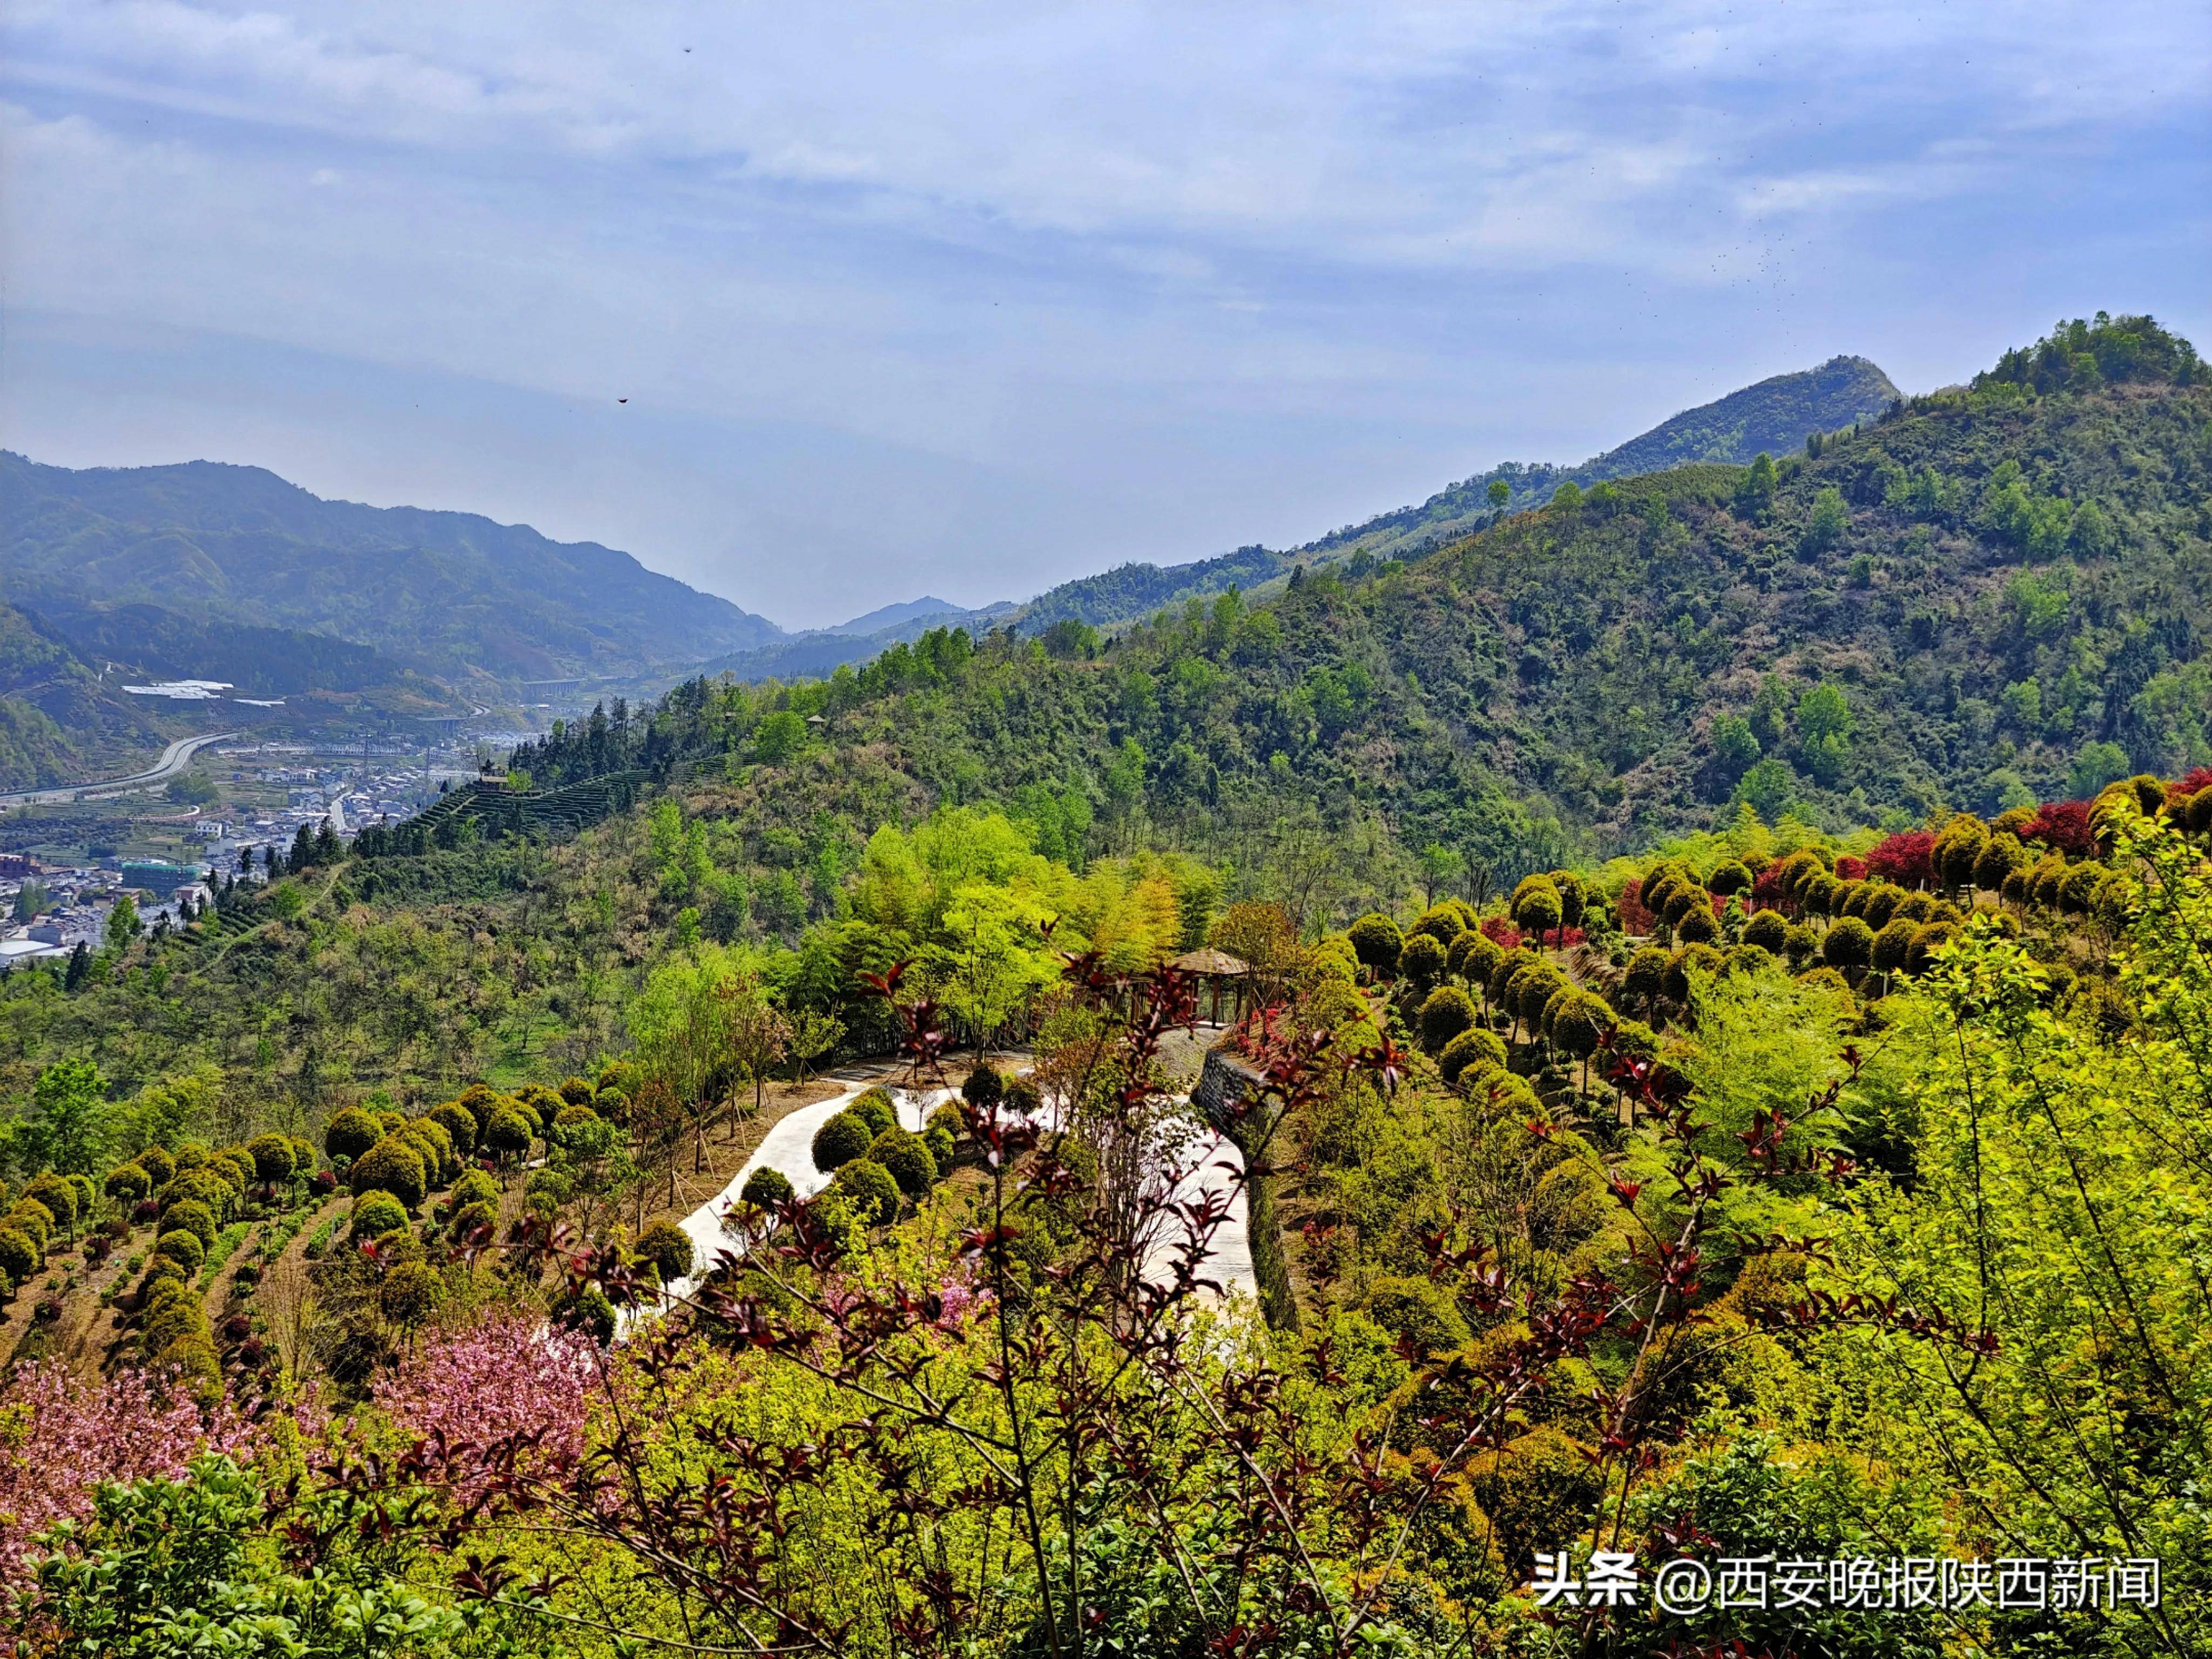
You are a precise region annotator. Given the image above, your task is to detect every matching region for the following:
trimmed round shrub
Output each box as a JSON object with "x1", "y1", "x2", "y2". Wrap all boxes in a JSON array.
[
  {"x1": 157, "y1": 1332, "x2": 224, "y2": 1399},
  {"x1": 1407, "y1": 905, "x2": 1465, "y2": 945},
  {"x1": 1662, "y1": 944, "x2": 1724, "y2": 1005},
  {"x1": 812, "y1": 1110, "x2": 874, "y2": 1175},
  {"x1": 865, "y1": 1128, "x2": 938, "y2": 1199},
  {"x1": 311, "y1": 1170, "x2": 336, "y2": 1196},
  {"x1": 1448, "y1": 930, "x2": 1504, "y2": 987},
  {"x1": 324, "y1": 1108, "x2": 381, "y2": 1163},
  {"x1": 1862, "y1": 885, "x2": 1905, "y2": 930},
  {"x1": 136, "y1": 1145, "x2": 177, "y2": 1186},
  {"x1": 1003, "y1": 1077, "x2": 1043, "y2": 1116},
  {"x1": 350, "y1": 1190, "x2": 410, "y2": 1240},
  {"x1": 9, "y1": 1201, "x2": 53, "y2": 1252},
  {"x1": 450, "y1": 1199, "x2": 499, "y2": 1240},
  {"x1": 1708, "y1": 860, "x2": 1753, "y2": 898},
  {"x1": 1346, "y1": 912, "x2": 1405, "y2": 974},
  {"x1": 160, "y1": 1172, "x2": 231, "y2": 1220},
  {"x1": 1546, "y1": 992, "x2": 1607, "y2": 1061},
  {"x1": 482, "y1": 1107, "x2": 534, "y2": 1163},
  {"x1": 103, "y1": 1164, "x2": 152, "y2": 1203},
  {"x1": 1417, "y1": 984, "x2": 1479, "y2": 1054},
  {"x1": 553, "y1": 1285, "x2": 616, "y2": 1345},
  {"x1": 1783, "y1": 923, "x2": 1818, "y2": 966},
  {"x1": 925, "y1": 1123, "x2": 956, "y2": 1169},
  {"x1": 831, "y1": 1158, "x2": 900, "y2": 1226},
  {"x1": 960, "y1": 1068, "x2": 1005, "y2": 1111},
  {"x1": 350, "y1": 1138, "x2": 428, "y2": 1210},
  {"x1": 448, "y1": 1169, "x2": 500, "y2": 1213},
  {"x1": 740, "y1": 1166, "x2": 794, "y2": 1209},
  {"x1": 849, "y1": 1088, "x2": 899, "y2": 1136},
  {"x1": 927, "y1": 1101, "x2": 966, "y2": 1142},
  {"x1": 25, "y1": 1174, "x2": 78, "y2": 1232},
  {"x1": 1438, "y1": 1027, "x2": 1508, "y2": 1085},
  {"x1": 1741, "y1": 909, "x2": 1789, "y2": 955},
  {"x1": 1673, "y1": 905, "x2": 1721, "y2": 946},
  {"x1": 592, "y1": 1088, "x2": 629, "y2": 1125},
  {"x1": 401, "y1": 1120, "x2": 454, "y2": 1181},
  {"x1": 1823, "y1": 917, "x2": 1877, "y2": 974},
  {"x1": 1365, "y1": 1275, "x2": 1471, "y2": 1356},
  {"x1": 428, "y1": 1102, "x2": 478, "y2": 1155},
  {"x1": 380, "y1": 1260, "x2": 444, "y2": 1328},
  {"x1": 0, "y1": 1228, "x2": 36, "y2": 1285},
  {"x1": 1513, "y1": 885, "x2": 1563, "y2": 943},
  {"x1": 1397, "y1": 933, "x2": 1448, "y2": 985},
  {"x1": 553, "y1": 1103, "x2": 599, "y2": 1130},
  {"x1": 1905, "y1": 922, "x2": 1957, "y2": 977},
  {"x1": 154, "y1": 1229, "x2": 206, "y2": 1273},
  {"x1": 1622, "y1": 946, "x2": 1669, "y2": 1008},
  {"x1": 140, "y1": 1255, "x2": 187, "y2": 1293},
  {"x1": 211, "y1": 1150, "x2": 254, "y2": 1195},
  {"x1": 1515, "y1": 969, "x2": 1568, "y2": 1032},
  {"x1": 524, "y1": 1169, "x2": 573, "y2": 1213},
  {"x1": 162, "y1": 1198, "x2": 219, "y2": 1249},
  {"x1": 637, "y1": 1220, "x2": 694, "y2": 1284},
  {"x1": 559, "y1": 1075, "x2": 597, "y2": 1106},
  {"x1": 246, "y1": 1134, "x2": 295, "y2": 1185},
  {"x1": 595, "y1": 1060, "x2": 640, "y2": 1097},
  {"x1": 1870, "y1": 918, "x2": 1920, "y2": 979}
]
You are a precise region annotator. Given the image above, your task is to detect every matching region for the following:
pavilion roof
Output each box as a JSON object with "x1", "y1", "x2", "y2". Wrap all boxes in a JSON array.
[{"x1": 1169, "y1": 947, "x2": 1250, "y2": 977}]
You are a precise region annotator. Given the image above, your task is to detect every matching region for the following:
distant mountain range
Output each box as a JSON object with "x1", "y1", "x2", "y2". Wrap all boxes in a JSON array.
[
  {"x1": 0, "y1": 353, "x2": 1901, "y2": 730},
  {"x1": 0, "y1": 452, "x2": 781, "y2": 685}
]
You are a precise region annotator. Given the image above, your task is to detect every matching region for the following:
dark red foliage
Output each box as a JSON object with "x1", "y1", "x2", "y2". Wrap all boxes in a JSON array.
[
  {"x1": 1478, "y1": 914, "x2": 1522, "y2": 950},
  {"x1": 1865, "y1": 830, "x2": 1936, "y2": 889},
  {"x1": 1616, "y1": 879, "x2": 1655, "y2": 935},
  {"x1": 1835, "y1": 855, "x2": 1866, "y2": 880},
  {"x1": 2024, "y1": 799, "x2": 2098, "y2": 855},
  {"x1": 1748, "y1": 865, "x2": 1796, "y2": 918},
  {"x1": 130, "y1": 1199, "x2": 160, "y2": 1225},
  {"x1": 2170, "y1": 766, "x2": 2212, "y2": 801},
  {"x1": 311, "y1": 1170, "x2": 337, "y2": 1195}
]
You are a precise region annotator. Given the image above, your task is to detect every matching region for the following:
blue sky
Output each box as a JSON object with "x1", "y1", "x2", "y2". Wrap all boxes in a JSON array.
[{"x1": 3, "y1": 2, "x2": 2206, "y2": 629}]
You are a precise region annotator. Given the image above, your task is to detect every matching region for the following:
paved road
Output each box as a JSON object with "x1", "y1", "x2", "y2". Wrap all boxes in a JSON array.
[{"x1": 0, "y1": 731, "x2": 237, "y2": 807}]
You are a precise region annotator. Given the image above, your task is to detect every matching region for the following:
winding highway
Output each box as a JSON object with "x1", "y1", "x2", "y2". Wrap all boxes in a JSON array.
[{"x1": 0, "y1": 732, "x2": 237, "y2": 808}]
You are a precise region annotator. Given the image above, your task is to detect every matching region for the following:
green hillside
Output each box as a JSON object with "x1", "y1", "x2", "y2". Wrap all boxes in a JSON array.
[
  {"x1": 518, "y1": 315, "x2": 2208, "y2": 885},
  {"x1": 0, "y1": 603, "x2": 178, "y2": 790},
  {"x1": 0, "y1": 453, "x2": 783, "y2": 684}
]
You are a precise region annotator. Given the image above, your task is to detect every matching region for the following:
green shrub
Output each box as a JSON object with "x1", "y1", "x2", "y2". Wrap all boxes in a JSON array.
[
  {"x1": 349, "y1": 1190, "x2": 409, "y2": 1240},
  {"x1": 483, "y1": 1106, "x2": 534, "y2": 1162},
  {"x1": 154, "y1": 1229, "x2": 205, "y2": 1272},
  {"x1": 448, "y1": 1169, "x2": 500, "y2": 1213},
  {"x1": 380, "y1": 1261, "x2": 445, "y2": 1328},
  {"x1": 1365, "y1": 1275, "x2": 1471, "y2": 1355},
  {"x1": 104, "y1": 1163, "x2": 152, "y2": 1203},
  {"x1": 1438, "y1": 1027, "x2": 1508, "y2": 1085},
  {"x1": 740, "y1": 1166, "x2": 794, "y2": 1209},
  {"x1": 637, "y1": 1221, "x2": 694, "y2": 1284},
  {"x1": 1741, "y1": 909, "x2": 1789, "y2": 954},
  {"x1": 9, "y1": 1201, "x2": 53, "y2": 1252},
  {"x1": 246, "y1": 1134, "x2": 295, "y2": 1184},
  {"x1": 451, "y1": 1199, "x2": 500, "y2": 1240},
  {"x1": 428, "y1": 1102, "x2": 478, "y2": 1155},
  {"x1": 1448, "y1": 930, "x2": 1504, "y2": 985},
  {"x1": 960, "y1": 1068, "x2": 1004, "y2": 1109},
  {"x1": 1417, "y1": 985, "x2": 1478, "y2": 1054},
  {"x1": 137, "y1": 1145, "x2": 177, "y2": 1186},
  {"x1": 925, "y1": 1124, "x2": 956, "y2": 1170},
  {"x1": 849, "y1": 1089, "x2": 898, "y2": 1137},
  {"x1": 161, "y1": 1198, "x2": 218, "y2": 1248},
  {"x1": 831, "y1": 1159, "x2": 900, "y2": 1226},
  {"x1": 322, "y1": 1109, "x2": 381, "y2": 1166},
  {"x1": 24, "y1": 1174, "x2": 78, "y2": 1232},
  {"x1": 552, "y1": 1285, "x2": 616, "y2": 1345},
  {"x1": 1346, "y1": 913, "x2": 1405, "y2": 974},
  {"x1": 865, "y1": 1129, "x2": 938, "y2": 1199},
  {"x1": 0, "y1": 1228, "x2": 36, "y2": 1285},
  {"x1": 812, "y1": 1110, "x2": 874, "y2": 1175},
  {"x1": 1397, "y1": 934, "x2": 1448, "y2": 984},
  {"x1": 1823, "y1": 917, "x2": 1876, "y2": 974},
  {"x1": 349, "y1": 1138, "x2": 428, "y2": 1210}
]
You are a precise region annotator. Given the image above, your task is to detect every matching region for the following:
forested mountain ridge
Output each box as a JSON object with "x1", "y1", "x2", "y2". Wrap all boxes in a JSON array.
[
  {"x1": 518, "y1": 315, "x2": 2208, "y2": 887},
  {"x1": 0, "y1": 602, "x2": 177, "y2": 788},
  {"x1": 0, "y1": 453, "x2": 782, "y2": 683},
  {"x1": 999, "y1": 354, "x2": 1903, "y2": 636}
]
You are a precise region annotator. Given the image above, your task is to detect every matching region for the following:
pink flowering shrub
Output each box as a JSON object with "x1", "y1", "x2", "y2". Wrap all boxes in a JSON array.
[
  {"x1": 370, "y1": 1309, "x2": 599, "y2": 1495},
  {"x1": 0, "y1": 1362, "x2": 260, "y2": 1592}
]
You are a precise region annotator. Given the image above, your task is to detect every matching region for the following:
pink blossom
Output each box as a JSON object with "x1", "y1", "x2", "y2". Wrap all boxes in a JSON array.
[
  {"x1": 0, "y1": 1362, "x2": 261, "y2": 1592},
  {"x1": 371, "y1": 1310, "x2": 599, "y2": 1495}
]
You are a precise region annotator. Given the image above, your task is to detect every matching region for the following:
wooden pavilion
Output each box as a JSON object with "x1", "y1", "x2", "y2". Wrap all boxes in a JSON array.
[{"x1": 1169, "y1": 946, "x2": 1251, "y2": 1025}]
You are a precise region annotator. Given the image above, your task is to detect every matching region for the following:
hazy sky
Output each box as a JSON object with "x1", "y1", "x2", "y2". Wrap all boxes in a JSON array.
[{"x1": 3, "y1": 3, "x2": 2206, "y2": 630}]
